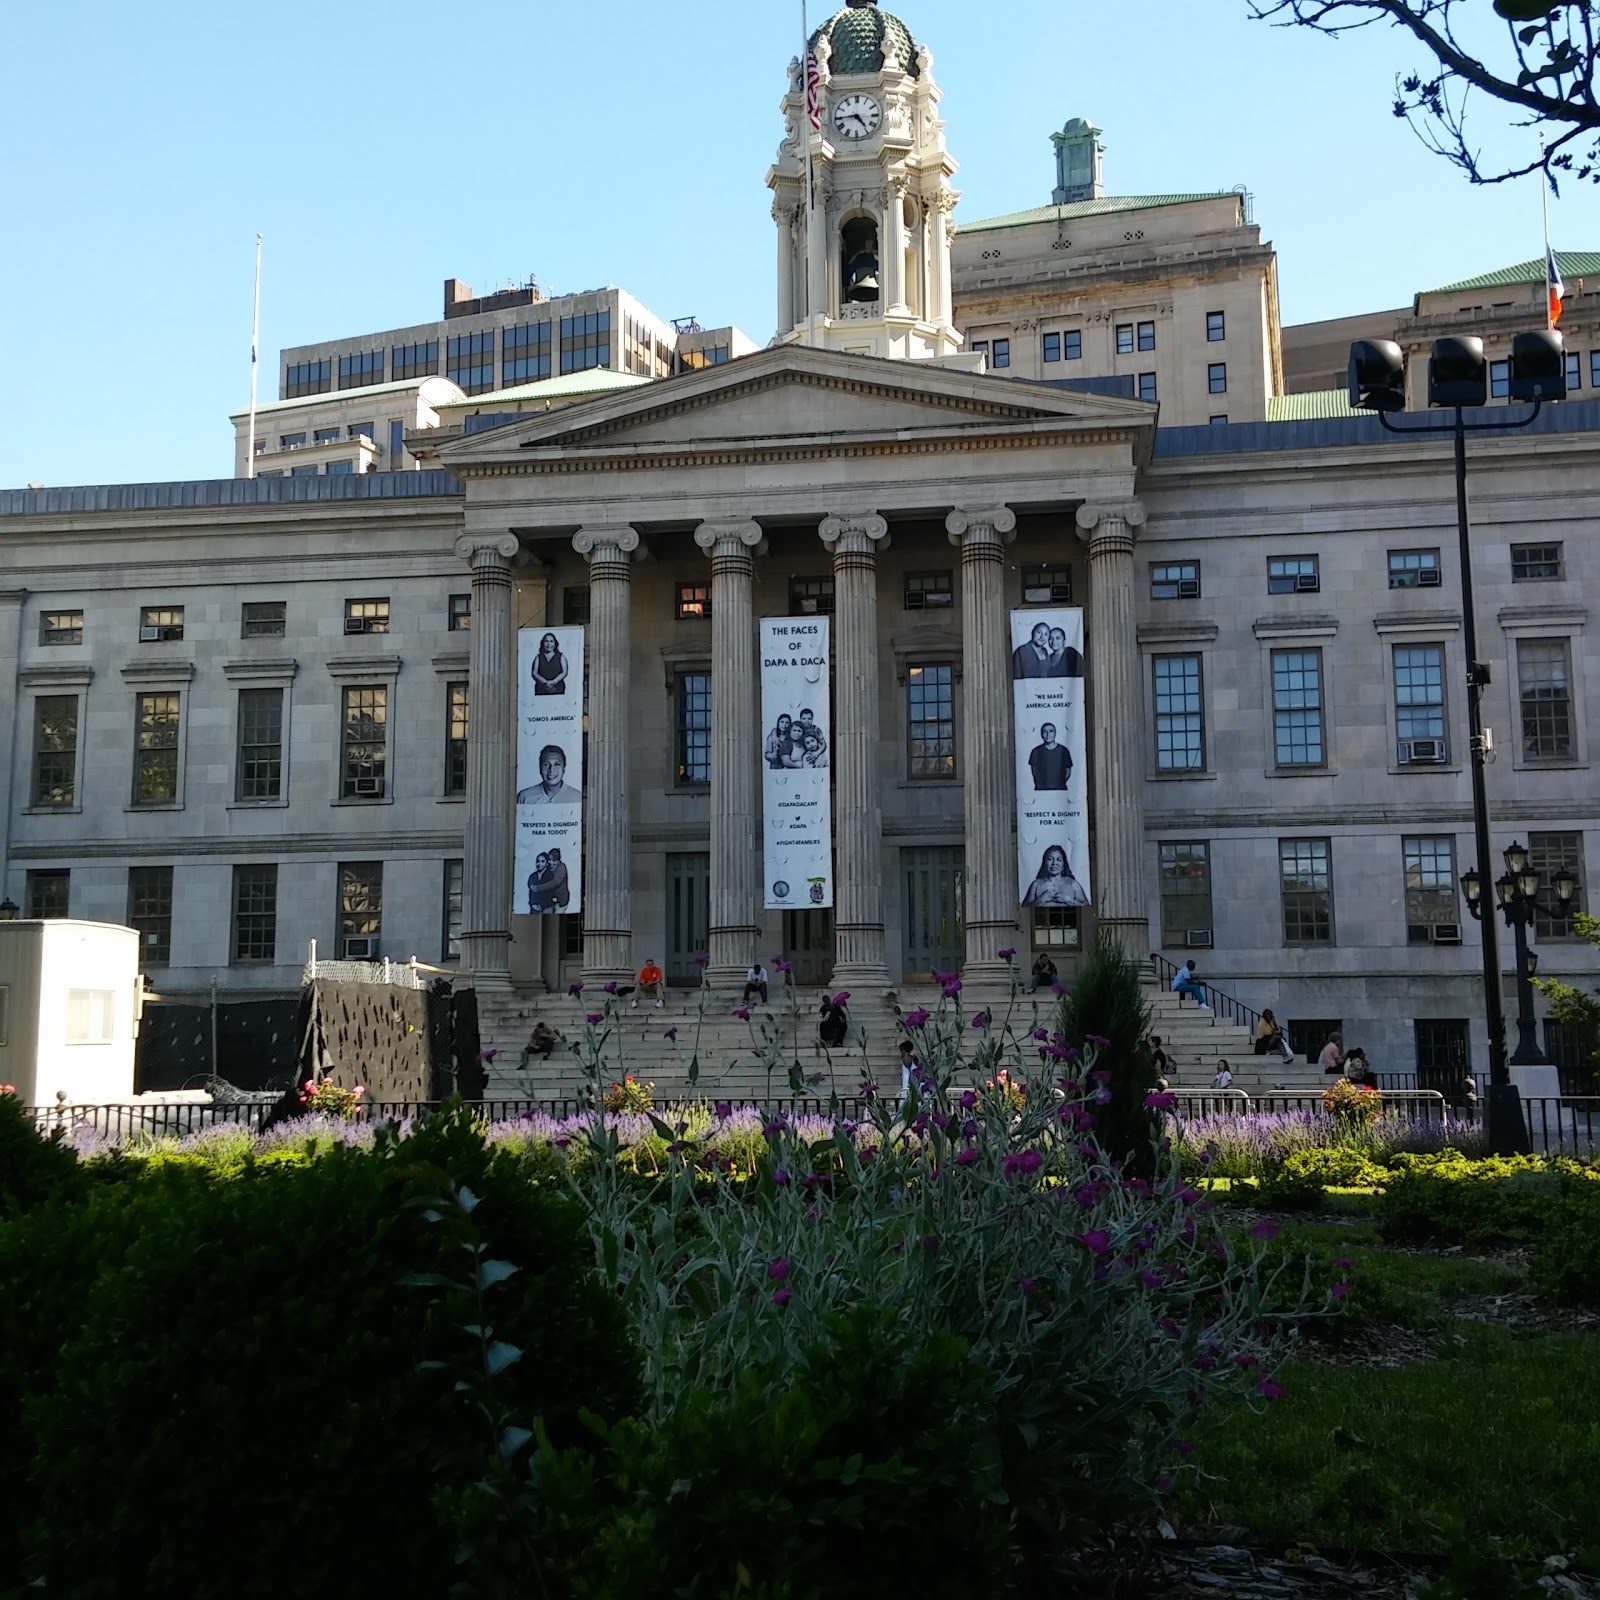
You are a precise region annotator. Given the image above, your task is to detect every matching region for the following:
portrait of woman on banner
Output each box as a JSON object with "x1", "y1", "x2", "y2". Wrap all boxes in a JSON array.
[
  {"x1": 531, "y1": 632, "x2": 569, "y2": 696},
  {"x1": 1021, "y1": 844, "x2": 1089, "y2": 908}
]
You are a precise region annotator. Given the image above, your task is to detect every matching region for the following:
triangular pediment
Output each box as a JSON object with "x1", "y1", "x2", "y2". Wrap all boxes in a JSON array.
[{"x1": 436, "y1": 345, "x2": 1155, "y2": 468}]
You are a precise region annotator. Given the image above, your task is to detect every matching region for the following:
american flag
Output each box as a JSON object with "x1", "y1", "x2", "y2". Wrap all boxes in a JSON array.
[{"x1": 805, "y1": 49, "x2": 821, "y2": 131}]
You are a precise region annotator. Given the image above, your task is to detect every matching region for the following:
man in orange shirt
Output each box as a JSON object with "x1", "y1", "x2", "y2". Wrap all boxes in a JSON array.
[{"x1": 633, "y1": 958, "x2": 666, "y2": 1009}]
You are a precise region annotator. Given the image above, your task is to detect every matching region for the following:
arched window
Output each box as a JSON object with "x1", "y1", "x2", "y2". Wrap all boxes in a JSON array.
[{"x1": 840, "y1": 215, "x2": 881, "y2": 305}]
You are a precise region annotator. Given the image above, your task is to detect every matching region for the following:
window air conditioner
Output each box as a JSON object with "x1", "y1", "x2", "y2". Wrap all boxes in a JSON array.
[
  {"x1": 1391, "y1": 571, "x2": 1419, "y2": 589},
  {"x1": 905, "y1": 592, "x2": 927, "y2": 610},
  {"x1": 138, "y1": 625, "x2": 162, "y2": 643},
  {"x1": 353, "y1": 776, "x2": 384, "y2": 797},
  {"x1": 1401, "y1": 738, "x2": 1447, "y2": 764},
  {"x1": 1418, "y1": 567, "x2": 1442, "y2": 587},
  {"x1": 1177, "y1": 578, "x2": 1201, "y2": 599},
  {"x1": 1432, "y1": 923, "x2": 1463, "y2": 945},
  {"x1": 344, "y1": 617, "x2": 369, "y2": 635},
  {"x1": 342, "y1": 936, "x2": 377, "y2": 960},
  {"x1": 1185, "y1": 928, "x2": 1213, "y2": 949},
  {"x1": 1294, "y1": 573, "x2": 1321, "y2": 593}
]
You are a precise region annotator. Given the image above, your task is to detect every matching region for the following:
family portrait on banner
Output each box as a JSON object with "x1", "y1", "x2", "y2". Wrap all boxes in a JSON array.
[
  {"x1": 760, "y1": 616, "x2": 833, "y2": 910},
  {"x1": 1010, "y1": 608, "x2": 1091, "y2": 909},
  {"x1": 515, "y1": 627, "x2": 585, "y2": 917}
]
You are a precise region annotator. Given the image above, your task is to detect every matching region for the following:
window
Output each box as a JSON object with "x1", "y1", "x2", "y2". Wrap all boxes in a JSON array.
[
  {"x1": 448, "y1": 593, "x2": 471, "y2": 631},
  {"x1": 1529, "y1": 832, "x2": 1584, "y2": 938},
  {"x1": 1565, "y1": 351, "x2": 1582, "y2": 391},
  {"x1": 1207, "y1": 362, "x2": 1228, "y2": 394},
  {"x1": 1021, "y1": 564, "x2": 1071, "y2": 604},
  {"x1": 285, "y1": 359, "x2": 331, "y2": 398},
  {"x1": 280, "y1": 432, "x2": 307, "y2": 449},
  {"x1": 1031, "y1": 908, "x2": 1080, "y2": 950},
  {"x1": 1516, "y1": 637, "x2": 1573, "y2": 760},
  {"x1": 133, "y1": 693, "x2": 181, "y2": 804},
  {"x1": 1591, "y1": 351, "x2": 1600, "y2": 389},
  {"x1": 314, "y1": 427, "x2": 340, "y2": 445},
  {"x1": 503, "y1": 321, "x2": 552, "y2": 385},
  {"x1": 445, "y1": 682, "x2": 469, "y2": 797},
  {"x1": 127, "y1": 866, "x2": 173, "y2": 966},
  {"x1": 26, "y1": 869, "x2": 70, "y2": 919},
  {"x1": 1206, "y1": 310, "x2": 1226, "y2": 342},
  {"x1": 1288, "y1": 1018, "x2": 1342, "y2": 1062},
  {"x1": 389, "y1": 419, "x2": 405, "y2": 461},
  {"x1": 1150, "y1": 562, "x2": 1200, "y2": 601},
  {"x1": 1403, "y1": 836, "x2": 1458, "y2": 941},
  {"x1": 341, "y1": 685, "x2": 388, "y2": 798},
  {"x1": 1267, "y1": 555, "x2": 1319, "y2": 594},
  {"x1": 1394, "y1": 644, "x2": 1447, "y2": 761},
  {"x1": 1489, "y1": 360, "x2": 1510, "y2": 399},
  {"x1": 562, "y1": 913, "x2": 584, "y2": 957},
  {"x1": 347, "y1": 422, "x2": 374, "y2": 441},
  {"x1": 1136, "y1": 320, "x2": 1155, "y2": 352},
  {"x1": 676, "y1": 671, "x2": 711, "y2": 786},
  {"x1": 969, "y1": 340, "x2": 989, "y2": 362},
  {"x1": 344, "y1": 597, "x2": 390, "y2": 635},
  {"x1": 904, "y1": 571, "x2": 953, "y2": 610},
  {"x1": 1414, "y1": 1019, "x2": 1470, "y2": 1094},
  {"x1": 65, "y1": 990, "x2": 114, "y2": 1044},
  {"x1": 1271, "y1": 649, "x2": 1325, "y2": 767},
  {"x1": 338, "y1": 862, "x2": 384, "y2": 953},
  {"x1": 789, "y1": 576, "x2": 835, "y2": 615},
  {"x1": 907, "y1": 662, "x2": 955, "y2": 779},
  {"x1": 563, "y1": 586, "x2": 591, "y2": 626},
  {"x1": 1387, "y1": 549, "x2": 1441, "y2": 589},
  {"x1": 559, "y1": 309, "x2": 611, "y2": 374},
  {"x1": 675, "y1": 583, "x2": 711, "y2": 621},
  {"x1": 1159, "y1": 842, "x2": 1212, "y2": 946},
  {"x1": 241, "y1": 600, "x2": 286, "y2": 637},
  {"x1": 338, "y1": 350, "x2": 383, "y2": 389},
  {"x1": 1279, "y1": 838, "x2": 1334, "y2": 944},
  {"x1": 447, "y1": 331, "x2": 496, "y2": 394},
  {"x1": 1042, "y1": 331, "x2": 1061, "y2": 363},
  {"x1": 291, "y1": 465, "x2": 319, "y2": 478},
  {"x1": 391, "y1": 340, "x2": 438, "y2": 381},
  {"x1": 232, "y1": 865, "x2": 278, "y2": 963},
  {"x1": 989, "y1": 337, "x2": 1010, "y2": 369},
  {"x1": 1062, "y1": 329, "x2": 1082, "y2": 360},
  {"x1": 326, "y1": 461, "x2": 354, "y2": 476},
  {"x1": 39, "y1": 610, "x2": 83, "y2": 646},
  {"x1": 139, "y1": 606, "x2": 184, "y2": 642},
  {"x1": 443, "y1": 860, "x2": 464, "y2": 961},
  {"x1": 1137, "y1": 371, "x2": 1158, "y2": 402},
  {"x1": 1115, "y1": 323, "x2": 1134, "y2": 355},
  {"x1": 1511, "y1": 542, "x2": 1563, "y2": 581},
  {"x1": 236, "y1": 687, "x2": 284, "y2": 801},
  {"x1": 1153, "y1": 655, "x2": 1204, "y2": 771},
  {"x1": 1208, "y1": 414, "x2": 1228, "y2": 426},
  {"x1": 32, "y1": 696, "x2": 78, "y2": 807}
]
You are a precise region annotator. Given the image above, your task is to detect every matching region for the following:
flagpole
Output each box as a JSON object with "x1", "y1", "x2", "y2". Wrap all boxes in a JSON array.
[{"x1": 246, "y1": 232, "x2": 263, "y2": 479}]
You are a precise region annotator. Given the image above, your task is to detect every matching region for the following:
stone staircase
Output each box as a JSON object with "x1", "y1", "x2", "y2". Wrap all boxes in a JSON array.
[{"x1": 1144, "y1": 983, "x2": 1329, "y2": 1094}]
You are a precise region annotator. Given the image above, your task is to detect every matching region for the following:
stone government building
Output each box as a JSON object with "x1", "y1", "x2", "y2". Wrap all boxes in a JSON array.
[{"x1": 1, "y1": 0, "x2": 1596, "y2": 1094}]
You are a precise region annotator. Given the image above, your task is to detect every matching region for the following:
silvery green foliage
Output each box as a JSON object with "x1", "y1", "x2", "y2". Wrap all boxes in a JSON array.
[{"x1": 566, "y1": 990, "x2": 1328, "y2": 1519}]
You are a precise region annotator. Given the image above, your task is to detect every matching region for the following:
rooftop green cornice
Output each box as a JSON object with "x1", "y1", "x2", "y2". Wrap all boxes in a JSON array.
[{"x1": 811, "y1": 1, "x2": 920, "y2": 77}]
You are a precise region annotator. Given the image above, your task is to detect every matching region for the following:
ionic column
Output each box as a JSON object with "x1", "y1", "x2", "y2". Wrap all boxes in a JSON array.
[
  {"x1": 573, "y1": 525, "x2": 639, "y2": 984},
  {"x1": 455, "y1": 532, "x2": 521, "y2": 981},
  {"x1": 820, "y1": 513, "x2": 891, "y2": 987},
  {"x1": 694, "y1": 519, "x2": 765, "y2": 984},
  {"x1": 946, "y1": 507, "x2": 1019, "y2": 981},
  {"x1": 882, "y1": 179, "x2": 908, "y2": 315},
  {"x1": 773, "y1": 200, "x2": 796, "y2": 337},
  {"x1": 1077, "y1": 500, "x2": 1150, "y2": 954}
]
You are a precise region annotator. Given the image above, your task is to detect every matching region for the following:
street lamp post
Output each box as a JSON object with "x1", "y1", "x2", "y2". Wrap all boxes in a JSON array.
[{"x1": 1349, "y1": 330, "x2": 1566, "y2": 1156}]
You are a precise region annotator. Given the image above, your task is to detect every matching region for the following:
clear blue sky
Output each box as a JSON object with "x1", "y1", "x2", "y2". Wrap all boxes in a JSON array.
[{"x1": 0, "y1": 0, "x2": 1583, "y2": 489}]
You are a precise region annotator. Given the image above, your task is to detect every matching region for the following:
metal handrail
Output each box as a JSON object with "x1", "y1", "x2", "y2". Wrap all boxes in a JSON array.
[{"x1": 1149, "y1": 953, "x2": 1264, "y2": 1036}]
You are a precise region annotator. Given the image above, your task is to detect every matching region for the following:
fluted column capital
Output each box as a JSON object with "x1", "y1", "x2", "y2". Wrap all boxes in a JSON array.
[
  {"x1": 454, "y1": 531, "x2": 520, "y2": 569},
  {"x1": 694, "y1": 519, "x2": 764, "y2": 560},
  {"x1": 1075, "y1": 499, "x2": 1147, "y2": 546},
  {"x1": 819, "y1": 512, "x2": 890, "y2": 559},
  {"x1": 573, "y1": 524, "x2": 640, "y2": 562},
  {"x1": 946, "y1": 506, "x2": 1017, "y2": 553}
]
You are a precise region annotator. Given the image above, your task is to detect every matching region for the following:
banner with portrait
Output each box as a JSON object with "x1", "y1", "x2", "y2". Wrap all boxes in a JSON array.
[
  {"x1": 515, "y1": 625, "x2": 585, "y2": 917},
  {"x1": 760, "y1": 616, "x2": 833, "y2": 910},
  {"x1": 1010, "y1": 607, "x2": 1091, "y2": 909}
]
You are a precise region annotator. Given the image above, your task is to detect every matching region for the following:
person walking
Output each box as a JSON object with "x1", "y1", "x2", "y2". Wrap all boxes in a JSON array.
[{"x1": 1171, "y1": 960, "x2": 1209, "y2": 1009}]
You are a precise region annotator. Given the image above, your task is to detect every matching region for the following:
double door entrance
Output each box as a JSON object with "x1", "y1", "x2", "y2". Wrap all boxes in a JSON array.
[{"x1": 901, "y1": 846, "x2": 964, "y2": 978}]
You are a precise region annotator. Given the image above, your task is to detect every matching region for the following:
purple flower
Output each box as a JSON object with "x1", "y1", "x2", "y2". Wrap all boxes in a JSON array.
[
  {"x1": 732, "y1": 1005, "x2": 752, "y2": 1021},
  {"x1": 476, "y1": 1048, "x2": 497, "y2": 1063},
  {"x1": 1050, "y1": 979, "x2": 1064, "y2": 994},
  {"x1": 971, "y1": 1009, "x2": 992, "y2": 1029},
  {"x1": 770, "y1": 1287, "x2": 791, "y2": 1307},
  {"x1": 961, "y1": 1119, "x2": 979, "y2": 1138},
  {"x1": 714, "y1": 1100, "x2": 733, "y2": 1120},
  {"x1": 772, "y1": 1167, "x2": 790, "y2": 1186},
  {"x1": 1232, "y1": 1353, "x2": 1259, "y2": 1370},
  {"x1": 858, "y1": 1080, "x2": 879, "y2": 1098},
  {"x1": 1192, "y1": 1354, "x2": 1217, "y2": 1370},
  {"x1": 832, "y1": 991, "x2": 851, "y2": 1006},
  {"x1": 664, "y1": 1026, "x2": 678, "y2": 1041},
  {"x1": 1175, "y1": 1439, "x2": 1194, "y2": 1455},
  {"x1": 941, "y1": 980, "x2": 962, "y2": 998},
  {"x1": 1139, "y1": 1268, "x2": 1163, "y2": 1289},
  {"x1": 567, "y1": 980, "x2": 585, "y2": 997},
  {"x1": 1250, "y1": 1219, "x2": 1280, "y2": 1241},
  {"x1": 603, "y1": 981, "x2": 618, "y2": 995},
  {"x1": 1033, "y1": 1027, "x2": 1050, "y2": 1042},
  {"x1": 762, "y1": 1118, "x2": 786, "y2": 1138},
  {"x1": 769, "y1": 1258, "x2": 790, "y2": 1281},
  {"x1": 1016, "y1": 1274, "x2": 1037, "y2": 1294},
  {"x1": 1332, "y1": 1256, "x2": 1355, "y2": 1268},
  {"x1": 1331, "y1": 1281, "x2": 1349, "y2": 1300},
  {"x1": 959, "y1": 1090, "x2": 977, "y2": 1110},
  {"x1": 1080, "y1": 1229, "x2": 1111, "y2": 1255},
  {"x1": 691, "y1": 952, "x2": 710, "y2": 966},
  {"x1": 807, "y1": 1071, "x2": 827, "y2": 1087},
  {"x1": 1257, "y1": 1376, "x2": 1286, "y2": 1400},
  {"x1": 922, "y1": 1234, "x2": 941, "y2": 1252},
  {"x1": 955, "y1": 1147, "x2": 978, "y2": 1167},
  {"x1": 1086, "y1": 1032, "x2": 1111, "y2": 1047},
  {"x1": 773, "y1": 957, "x2": 793, "y2": 974},
  {"x1": 902, "y1": 1007, "x2": 931, "y2": 1029},
  {"x1": 1144, "y1": 1091, "x2": 1177, "y2": 1111},
  {"x1": 1157, "y1": 1316, "x2": 1182, "y2": 1337},
  {"x1": 932, "y1": 969, "x2": 957, "y2": 985},
  {"x1": 998, "y1": 946, "x2": 1016, "y2": 961},
  {"x1": 585, "y1": 1012, "x2": 603, "y2": 1025},
  {"x1": 1155, "y1": 1473, "x2": 1173, "y2": 1494}
]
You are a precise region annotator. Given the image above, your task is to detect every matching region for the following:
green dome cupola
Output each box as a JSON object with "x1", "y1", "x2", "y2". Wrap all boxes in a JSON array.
[{"x1": 811, "y1": 0, "x2": 920, "y2": 77}]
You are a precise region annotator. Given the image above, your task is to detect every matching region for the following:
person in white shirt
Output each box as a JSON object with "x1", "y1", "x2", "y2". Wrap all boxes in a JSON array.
[
  {"x1": 743, "y1": 964, "x2": 769, "y2": 1005},
  {"x1": 1171, "y1": 960, "x2": 1209, "y2": 1009},
  {"x1": 1211, "y1": 1060, "x2": 1233, "y2": 1090}
]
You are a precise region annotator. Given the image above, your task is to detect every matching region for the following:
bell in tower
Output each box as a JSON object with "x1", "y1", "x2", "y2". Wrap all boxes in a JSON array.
[{"x1": 766, "y1": 0, "x2": 964, "y2": 361}]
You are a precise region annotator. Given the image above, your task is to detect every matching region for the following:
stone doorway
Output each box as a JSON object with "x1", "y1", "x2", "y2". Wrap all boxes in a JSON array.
[
  {"x1": 901, "y1": 846, "x2": 964, "y2": 978},
  {"x1": 782, "y1": 908, "x2": 834, "y2": 986},
  {"x1": 665, "y1": 852, "x2": 710, "y2": 985}
]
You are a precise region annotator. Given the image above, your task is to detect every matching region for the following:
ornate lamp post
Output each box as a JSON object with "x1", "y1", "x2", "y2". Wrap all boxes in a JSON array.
[{"x1": 1349, "y1": 329, "x2": 1566, "y2": 1154}]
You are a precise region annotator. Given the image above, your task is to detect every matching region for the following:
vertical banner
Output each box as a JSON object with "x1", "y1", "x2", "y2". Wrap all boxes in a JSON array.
[
  {"x1": 761, "y1": 616, "x2": 833, "y2": 910},
  {"x1": 515, "y1": 626, "x2": 585, "y2": 917},
  {"x1": 1010, "y1": 608, "x2": 1091, "y2": 909}
]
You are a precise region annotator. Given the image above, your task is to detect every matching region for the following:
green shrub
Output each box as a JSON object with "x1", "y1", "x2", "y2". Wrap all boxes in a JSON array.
[
  {"x1": 0, "y1": 1089, "x2": 86, "y2": 1216},
  {"x1": 1057, "y1": 933, "x2": 1155, "y2": 1172},
  {"x1": 1529, "y1": 1187, "x2": 1600, "y2": 1306},
  {"x1": 1377, "y1": 1152, "x2": 1594, "y2": 1247},
  {"x1": 0, "y1": 1103, "x2": 638, "y2": 1600},
  {"x1": 1258, "y1": 1147, "x2": 1387, "y2": 1211}
]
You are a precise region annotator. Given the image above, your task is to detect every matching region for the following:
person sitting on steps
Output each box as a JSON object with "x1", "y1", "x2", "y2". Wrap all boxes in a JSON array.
[
  {"x1": 819, "y1": 995, "x2": 849, "y2": 1048},
  {"x1": 1318, "y1": 1031, "x2": 1345, "y2": 1075},
  {"x1": 1254, "y1": 1008, "x2": 1293, "y2": 1062},
  {"x1": 1211, "y1": 1059, "x2": 1233, "y2": 1091},
  {"x1": 1171, "y1": 959, "x2": 1209, "y2": 1009},
  {"x1": 1029, "y1": 952, "x2": 1058, "y2": 993},
  {"x1": 633, "y1": 958, "x2": 666, "y2": 1009},
  {"x1": 743, "y1": 963, "x2": 769, "y2": 1006}
]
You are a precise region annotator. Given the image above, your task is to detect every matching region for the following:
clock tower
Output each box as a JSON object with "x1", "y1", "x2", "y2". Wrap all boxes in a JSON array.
[{"x1": 768, "y1": 0, "x2": 963, "y2": 360}]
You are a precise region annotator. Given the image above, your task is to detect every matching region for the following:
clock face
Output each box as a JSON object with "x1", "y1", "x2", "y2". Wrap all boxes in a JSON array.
[{"x1": 832, "y1": 93, "x2": 882, "y2": 140}]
